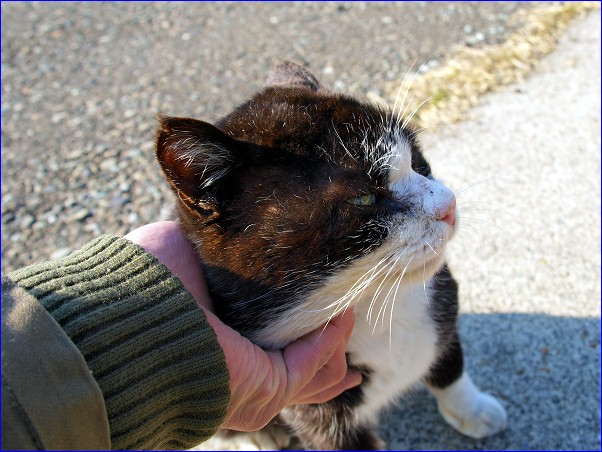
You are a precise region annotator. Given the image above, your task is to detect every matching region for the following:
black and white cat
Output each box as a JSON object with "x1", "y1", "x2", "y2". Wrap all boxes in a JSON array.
[{"x1": 156, "y1": 62, "x2": 507, "y2": 450}]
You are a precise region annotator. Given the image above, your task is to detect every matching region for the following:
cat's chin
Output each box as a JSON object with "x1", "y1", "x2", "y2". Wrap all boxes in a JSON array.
[{"x1": 410, "y1": 252, "x2": 447, "y2": 280}]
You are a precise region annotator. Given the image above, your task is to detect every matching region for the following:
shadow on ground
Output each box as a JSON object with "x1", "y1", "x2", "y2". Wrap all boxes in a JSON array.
[{"x1": 380, "y1": 313, "x2": 600, "y2": 450}]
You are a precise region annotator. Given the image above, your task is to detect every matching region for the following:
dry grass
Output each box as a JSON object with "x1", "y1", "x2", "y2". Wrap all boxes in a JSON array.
[{"x1": 374, "y1": 2, "x2": 600, "y2": 129}]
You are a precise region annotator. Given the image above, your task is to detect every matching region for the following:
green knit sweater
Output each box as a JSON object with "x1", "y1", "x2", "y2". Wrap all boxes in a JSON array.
[{"x1": 3, "y1": 235, "x2": 230, "y2": 450}]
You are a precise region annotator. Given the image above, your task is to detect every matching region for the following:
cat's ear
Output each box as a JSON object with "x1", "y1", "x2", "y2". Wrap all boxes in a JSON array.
[
  {"x1": 265, "y1": 61, "x2": 320, "y2": 91},
  {"x1": 156, "y1": 115, "x2": 239, "y2": 213}
]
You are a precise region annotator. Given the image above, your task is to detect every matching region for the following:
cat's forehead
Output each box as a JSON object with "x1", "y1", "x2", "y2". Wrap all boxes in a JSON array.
[
  {"x1": 238, "y1": 88, "x2": 391, "y2": 135},
  {"x1": 219, "y1": 87, "x2": 416, "y2": 177}
]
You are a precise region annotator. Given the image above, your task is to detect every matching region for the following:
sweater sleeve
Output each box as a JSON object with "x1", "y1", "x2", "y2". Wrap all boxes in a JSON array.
[{"x1": 3, "y1": 235, "x2": 230, "y2": 450}]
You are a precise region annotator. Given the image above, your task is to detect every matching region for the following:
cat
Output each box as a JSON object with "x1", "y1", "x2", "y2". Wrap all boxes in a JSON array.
[{"x1": 155, "y1": 61, "x2": 507, "y2": 450}]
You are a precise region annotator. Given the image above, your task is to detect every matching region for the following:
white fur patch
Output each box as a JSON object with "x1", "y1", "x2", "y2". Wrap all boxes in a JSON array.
[
  {"x1": 251, "y1": 249, "x2": 442, "y2": 423},
  {"x1": 190, "y1": 426, "x2": 291, "y2": 451},
  {"x1": 426, "y1": 371, "x2": 508, "y2": 438},
  {"x1": 350, "y1": 280, "x2": 440, "y2": 424}
]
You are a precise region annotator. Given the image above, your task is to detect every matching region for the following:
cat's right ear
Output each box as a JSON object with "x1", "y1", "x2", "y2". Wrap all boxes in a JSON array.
[
  {"x1": 265, "y1": 61, "x2": 320, "y2": 91},
  {"x1": 156, "y1": 115, "x2": 239, "y2": 215}
]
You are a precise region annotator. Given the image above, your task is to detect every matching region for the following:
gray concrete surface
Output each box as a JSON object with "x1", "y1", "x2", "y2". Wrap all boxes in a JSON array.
[
  {"x1": 381, "y1": 11, "x2": 600, "y2": 450},
  {"x1": 2, "y1": 2, "x2": 600, "y2": 450}
]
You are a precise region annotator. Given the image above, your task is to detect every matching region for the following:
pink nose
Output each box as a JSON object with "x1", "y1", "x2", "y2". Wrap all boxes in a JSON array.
[{"x1": 437, "y1": 197, "x2": 456, "y2": 226}]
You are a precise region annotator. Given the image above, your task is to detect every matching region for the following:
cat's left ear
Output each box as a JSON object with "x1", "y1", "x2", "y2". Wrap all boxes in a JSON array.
[
  {"x1": 156, "y1": 115, "x2": 240, "y2": 214},
  {"x1": 265, "y1": 61, "x2": 320, "y2": 91}
]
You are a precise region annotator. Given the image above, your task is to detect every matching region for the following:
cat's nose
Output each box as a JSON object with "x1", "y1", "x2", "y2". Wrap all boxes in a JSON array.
[{"x1": 437, "y1": 196, "x2": 456, "y2": 226}]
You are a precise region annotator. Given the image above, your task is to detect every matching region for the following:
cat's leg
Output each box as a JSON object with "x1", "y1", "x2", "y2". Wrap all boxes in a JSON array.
[
  {"x1": 280, "y1": 382, "x2": 385, "y2": 450},
  {"x1": 423, "y1": 335, "x2": 507, "y2": 439}
]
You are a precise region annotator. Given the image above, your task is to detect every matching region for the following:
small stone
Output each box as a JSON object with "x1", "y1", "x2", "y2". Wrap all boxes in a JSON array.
[
  {"x1": 83, "y1": 223, "x2": 102, "y2": 235},
  {"x1": 70, "y1": 208, "x2": 92, "y2": 222},
  {"x1": 51, "y1": 248, "x2": 72, "y2": 260},
  {"x1": 128, "y1": 212, "x2": 140, "y2": 224},
  {"x1": 111, "y1": 195, "x2": 130, "y2": 207},
  {"x1": 51, "y1": 112, "x2": 68, "y2": 124},
  {"x1": 21, "y1": 214, "x2": 35, "y2": 228},
  {"x1": 99, "y1": 158, "x2": 118, "y2": 172}
]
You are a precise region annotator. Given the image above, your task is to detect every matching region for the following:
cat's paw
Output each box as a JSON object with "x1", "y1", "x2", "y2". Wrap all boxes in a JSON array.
[
  {"x1": 437, "y1": 390, "x2": 507, "y2": 439},
  {"x1": 427, "y1": 372, "x2": 507, "y2": 439},
  {"x1": 190, "y1": 426, "x2": 291, "y2": 451}
]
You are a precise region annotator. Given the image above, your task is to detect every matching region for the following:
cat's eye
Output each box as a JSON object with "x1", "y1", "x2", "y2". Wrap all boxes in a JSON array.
[{"x1": 346, "y1": 193, "x2": 376, "y2": 207}]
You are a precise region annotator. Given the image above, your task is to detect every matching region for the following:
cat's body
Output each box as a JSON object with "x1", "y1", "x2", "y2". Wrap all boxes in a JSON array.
[{"x1": 156, "y1": 62, "x2": 506, "y2": 450}]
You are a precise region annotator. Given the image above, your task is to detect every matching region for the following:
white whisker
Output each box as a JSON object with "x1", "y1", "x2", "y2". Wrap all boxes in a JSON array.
[
  {"x1": 388, "y1": 61, "x2": 416, "y2": 132},
  {"x1": 366, "y1": 254, "x2": 402, "y2": 324},
  {"x1": 401, "y1": 96, "x2": 433, "y2": 130},
  {"x1": 373, "y1": 256, "x2": 414, "y2": 337}
]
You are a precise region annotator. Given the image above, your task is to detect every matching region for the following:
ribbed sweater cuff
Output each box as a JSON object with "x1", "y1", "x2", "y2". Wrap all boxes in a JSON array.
[{"x1": 9, "y1": 235, "x2": 230, "y2": 450}]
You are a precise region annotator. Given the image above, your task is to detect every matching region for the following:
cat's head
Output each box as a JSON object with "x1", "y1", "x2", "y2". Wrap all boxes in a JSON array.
[{"x1": 156, "y1": 62, "x2": 457, "y2": 346}]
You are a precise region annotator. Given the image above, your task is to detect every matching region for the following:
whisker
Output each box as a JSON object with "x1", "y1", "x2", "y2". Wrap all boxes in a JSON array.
[
  {"x1": 366, "y1": 254, "x2": 402, "y2": 324},
  {"x1": 387, "y1": 257, "x2": 412, "y2": 348},
  {"x1": 460, "y1": 216, "x2": 513, "y2": 240},
  {"x1": 388, "y1": 60, "x2": 417, "y2": 132},
  {"x1": 397, "y1": 58, "x2": 431, "y2": 128},
  {"x1": 373, "y1": 256, "x2": 413, "y2": 337},
  {"x1": 457, "y1": 222, "x2": 485, "y2": 242},
  {"x1": 458, "y1": 202, "x2": 522, "y2": 225},
  {"x1": 401, "y1": 96, "x2": 433, "y2": 130},
  {"x1": 453, "y1": 177, "x2": 495, "y2": 196},
  {"x1": 321, "y1": 249, "x2": 399, "y2": 321},
  {"x1": 425, "y1": 242, "x2": 440, "y2": 257}
]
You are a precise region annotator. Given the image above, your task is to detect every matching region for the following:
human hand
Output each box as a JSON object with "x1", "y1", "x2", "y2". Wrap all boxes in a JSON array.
[
  {"x1": 125, "y1": 221, "x2": 362, "y2": 431},
  {"x1": 210, "y1": 307, "x2": 359, "y2": 431}
]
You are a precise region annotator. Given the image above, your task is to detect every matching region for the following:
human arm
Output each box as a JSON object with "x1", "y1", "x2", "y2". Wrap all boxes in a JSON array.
[
  {"x1": 3, "y1": 234, "x2": 229, "y2": 450},
  {"x1": 3, "y1": 223, "x2": 360, "y2": 449}
]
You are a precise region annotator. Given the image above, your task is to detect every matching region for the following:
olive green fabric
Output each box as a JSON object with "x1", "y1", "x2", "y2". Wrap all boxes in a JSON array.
[
  {"x1": 2, "y1": 277, "x2": 111, "y2": 450},
  {"x1": 3, "y1": 235, "x2": 230, "y2": 450}
]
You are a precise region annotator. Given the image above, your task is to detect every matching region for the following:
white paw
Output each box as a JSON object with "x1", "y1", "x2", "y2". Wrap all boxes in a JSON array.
[
  {"x1": 438, "y1": 390, "x2": 507, "y2": 439},
  {"x1": 190, "y1": 426, "x2": 291, "y2": 451},
  {"x1": 427, "y1": 372, "x2": 507, "y2": 439}
]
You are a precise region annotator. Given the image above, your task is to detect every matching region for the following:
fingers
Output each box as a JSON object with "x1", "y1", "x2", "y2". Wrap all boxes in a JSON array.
[
  {"x1": 289, "y1": 339, "x2": 363, "y2": 405},
  {"x1": 283, "y1": 310, "x2": 359, "y2": 402},
  {"x1": 293, "y1": 368, "x2": 363, "y2": 405}
]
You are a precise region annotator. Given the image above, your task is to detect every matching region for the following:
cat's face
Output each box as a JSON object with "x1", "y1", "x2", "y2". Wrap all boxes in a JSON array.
[{"x1": 157, "y1": 62, "x2": 457, "y2": 345}]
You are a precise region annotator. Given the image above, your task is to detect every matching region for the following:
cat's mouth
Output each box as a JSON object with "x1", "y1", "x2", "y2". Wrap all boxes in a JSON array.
[{"x1": 406, "y1": 227, "x2": 456, "y2": 276}]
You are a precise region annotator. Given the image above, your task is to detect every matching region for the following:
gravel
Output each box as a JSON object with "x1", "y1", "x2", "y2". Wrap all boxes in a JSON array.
[{"x1": 2, "y1": 1, "x2": 539, "y2": 272}]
